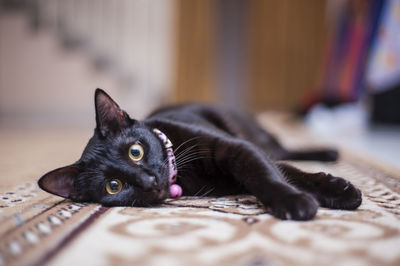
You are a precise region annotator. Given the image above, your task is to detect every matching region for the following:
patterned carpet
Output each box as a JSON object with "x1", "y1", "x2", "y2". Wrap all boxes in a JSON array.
[{"x1": 1, "y1": 114, "x2": 399, "y2": 266}]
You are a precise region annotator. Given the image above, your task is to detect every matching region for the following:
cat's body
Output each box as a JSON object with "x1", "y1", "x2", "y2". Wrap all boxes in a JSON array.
[{"x1": 39, "y1": 89, "x2": 362, "y2": 220}]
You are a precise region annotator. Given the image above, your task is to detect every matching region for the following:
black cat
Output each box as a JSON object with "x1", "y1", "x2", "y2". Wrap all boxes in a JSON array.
[{"x1": 38, "y1": 89, "x2": 362, "y2": 220}]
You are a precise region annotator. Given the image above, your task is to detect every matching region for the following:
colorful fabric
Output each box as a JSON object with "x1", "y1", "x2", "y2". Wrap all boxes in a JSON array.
[
  {"x1": 317, "y1": 0, "x2": 384, "y2": 102},
  {"x1": 366, "y1": 0, "x2": 400, "y2": 92}
]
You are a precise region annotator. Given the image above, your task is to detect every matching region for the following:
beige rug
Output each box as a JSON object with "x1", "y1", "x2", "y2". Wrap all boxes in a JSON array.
[{"x1": 1, "y1": 115, "x2": 399, "y2": 266}]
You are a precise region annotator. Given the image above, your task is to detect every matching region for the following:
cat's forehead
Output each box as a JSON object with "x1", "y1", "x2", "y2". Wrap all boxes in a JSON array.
[
  {"x1": 80, "y1": 125, "x2": 163, "y2": 162},
  {"x1": 100, "y1": 125, "x2": 164, "y2": 153},
  {"x1": 115, "y1": 126, "x2": 157, "y2": 144}
]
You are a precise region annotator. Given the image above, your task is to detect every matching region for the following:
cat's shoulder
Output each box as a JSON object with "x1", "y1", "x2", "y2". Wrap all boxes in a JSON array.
[
  {"x1": 145, "y1": 103, "x2": 239, "y2": 132},
  {"x1": 148, "y1": 103, "x2": 244, "y2": 118},
  {"x1": 148, "y1": 103, "x2": 213, "y2": 116}
]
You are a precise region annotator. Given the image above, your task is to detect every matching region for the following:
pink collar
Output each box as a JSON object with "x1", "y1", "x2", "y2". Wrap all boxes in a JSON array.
[{"x1": 153, "y1": 128, "x2": 182, "y2": 198}]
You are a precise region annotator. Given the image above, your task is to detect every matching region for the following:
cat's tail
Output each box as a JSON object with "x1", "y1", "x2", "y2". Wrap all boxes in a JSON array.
[{"x1": 280, "y1": 149, "x2": 339, "y2": 162}]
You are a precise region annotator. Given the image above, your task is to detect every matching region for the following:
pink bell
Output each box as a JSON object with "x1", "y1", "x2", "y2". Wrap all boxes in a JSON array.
[{"x1": 170, "y1": 184, "x2": 182, "y2": 198}]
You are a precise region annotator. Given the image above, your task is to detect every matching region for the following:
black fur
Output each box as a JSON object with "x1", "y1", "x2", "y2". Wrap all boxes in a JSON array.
[{"x1": 38, "y1": 89, "x2": 362, "y2": 220}]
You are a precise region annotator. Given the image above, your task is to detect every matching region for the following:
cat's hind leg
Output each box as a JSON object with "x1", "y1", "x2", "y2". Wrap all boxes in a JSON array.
[
  {"x1": 234, "y1": 115, "x2": 339, "y2": 162},
  {"x1": 279, "y1": 149, "x2": 339, "y2": 162},
  {"x1": 277, "y1": 162, "x2": 362, "y2": 210}
]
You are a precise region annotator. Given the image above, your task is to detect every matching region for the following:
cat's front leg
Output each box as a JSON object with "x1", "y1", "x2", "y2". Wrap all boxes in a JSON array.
[{"x1": 214, "y1": 138, "x2": 319, "y2": 220}]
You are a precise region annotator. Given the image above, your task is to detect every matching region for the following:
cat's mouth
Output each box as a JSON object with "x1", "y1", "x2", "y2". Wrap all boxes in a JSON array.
[
  {"x1": 139, "y1": 187, "x2": 169, "y2": 206},
  {"x1": 154, "y1": 188, "x2": 169, "y2": 200},
  {"x1": 143, "y1": 181, "x2": 169, "y2": 195},
  {"x1": 142, "y1": 178, "x2": 170, "y2": 201}
]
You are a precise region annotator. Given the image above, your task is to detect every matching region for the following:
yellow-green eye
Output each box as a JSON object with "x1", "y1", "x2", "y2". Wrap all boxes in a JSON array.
[
  {"x1": 106, "y1": 179, "x2": 122, "y2": 194},
  {"x1": 129, "y1": 144, "x2": 144, "y2": 162}
]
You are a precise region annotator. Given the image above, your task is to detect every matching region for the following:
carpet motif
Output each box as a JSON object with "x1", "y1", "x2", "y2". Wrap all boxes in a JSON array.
[{"x1": 4, "y1": 158, "x2": 395, "y2": 266}]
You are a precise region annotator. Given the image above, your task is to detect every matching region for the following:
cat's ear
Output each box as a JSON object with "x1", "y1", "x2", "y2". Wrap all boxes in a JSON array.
[
  {"x1": 38, "y1": 165, "x2": 84, "y2": 200},
  {"x1": 95, "y1": 88, "x2": 134, "y2": 137}
]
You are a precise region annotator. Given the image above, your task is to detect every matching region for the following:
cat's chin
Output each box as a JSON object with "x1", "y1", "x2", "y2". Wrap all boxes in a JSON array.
[
  {"x1": 142, "y1": 188, "x2": 169, "y2": 204},
  {"x1": 155, "y1": 189, "x2": 169, "y2": 201}
]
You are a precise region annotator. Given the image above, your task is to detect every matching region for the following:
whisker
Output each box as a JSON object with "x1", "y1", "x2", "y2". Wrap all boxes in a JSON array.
[
  {"x1": 193, "y1": 185, "x2": 207, "y2": 196},
  {"x1": 199, "y1": 187, "x2": 215, "y2": 198},
  {"x1": 176, "y1": 148, "x2": 211, "y2": 159},
  {"x1": 178, "y1": 150, "x2": 211, "y2": 158},
  {"x1": 161, "y1": 149, "x2": 210, "y2": 171},
  {"x1": 175, "y1": 142, "x2": 210, "y2": 160},
  {"x1": 176, "y1": 156, "x2": 213, "y2": 168},
  {"x1": 175, "y1": 144, "x2": 199, "y2": 160},
  {"x1": 176, "y1": 151, "x2": 212, "y2": 162},
  {"x1": 175, "y1": 150, "x2": 211, "y2": 165},
  {"x1": 175, "y1": 167, "x2": 196, "y2": 175},
  {"x1": 131, "y1": 199, "x2": 137, "y2": 207},
  {"x1": 173, "y1": 136, "x2": 206, "y2": 154},
  {"x1": 161, "y1": 142, "x2": 200, "y2": 166},
  {"x1": 175, "y1": 151, "x2": 211, "y2": 164}
]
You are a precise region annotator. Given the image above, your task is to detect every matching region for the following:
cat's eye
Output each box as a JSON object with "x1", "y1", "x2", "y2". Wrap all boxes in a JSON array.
[
  {"x1": 106, "y1": 179, "x2": 122, "y2": 194},
  {"x1": 129, "y1": 144, "x2": 144, "y2": 162}
]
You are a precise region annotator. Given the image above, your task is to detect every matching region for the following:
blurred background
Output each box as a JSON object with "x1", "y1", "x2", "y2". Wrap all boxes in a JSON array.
[{"x1": 0, "y1": 0, "x2": 399, "y2": 166}]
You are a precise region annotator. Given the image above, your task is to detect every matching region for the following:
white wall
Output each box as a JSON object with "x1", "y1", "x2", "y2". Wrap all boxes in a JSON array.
[{"x1": 0, "y1": 1, "x2": 176, "y2": 128}]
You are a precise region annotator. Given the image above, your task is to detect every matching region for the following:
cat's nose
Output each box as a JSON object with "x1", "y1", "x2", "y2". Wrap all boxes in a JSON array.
[{"x1": 141, "y1": 175, "x2": 158, "y2": 191}]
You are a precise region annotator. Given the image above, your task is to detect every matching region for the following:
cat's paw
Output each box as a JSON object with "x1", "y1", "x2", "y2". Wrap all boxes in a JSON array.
[
  {"x1": 269, "y1": 192, "x2": 318, "y2": 221},
  {"x1": 314, "y1": 173, "x2": 362, "y2": 210}
]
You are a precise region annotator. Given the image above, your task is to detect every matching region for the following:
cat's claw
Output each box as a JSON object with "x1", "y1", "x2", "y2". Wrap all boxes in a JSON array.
[{"x1": 269, "y1": 192, "x2": 318, "y2": 221}]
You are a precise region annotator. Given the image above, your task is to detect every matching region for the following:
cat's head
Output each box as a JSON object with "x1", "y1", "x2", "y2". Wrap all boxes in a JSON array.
[{"x1": 38, "y1": 89, "x2": 170, "y2": 206}]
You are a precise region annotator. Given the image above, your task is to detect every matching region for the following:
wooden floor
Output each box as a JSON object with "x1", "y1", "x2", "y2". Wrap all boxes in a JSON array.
[{"x1": 0, "y1": 127, "x2": 91, "y2": 190}]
